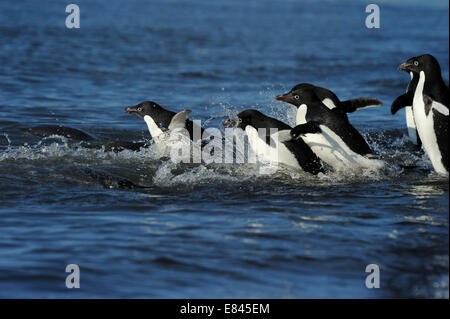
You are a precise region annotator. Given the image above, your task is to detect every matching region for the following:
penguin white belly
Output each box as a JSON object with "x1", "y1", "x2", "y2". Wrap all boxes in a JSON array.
[
  {"x1": 405, "y1": 106, "x2": 419, "y2": 144},
  {"x1": 301, "y1": 126, "x2": 384, "y2": 171},
  {"x1": 412, "y1": 72, "x2": 447, "y2": 174},
  {"x1": 405, "y1": 72, "x2": 419, "y2": 145},
  {"x1": 143, "y1": 115, "x2": 169, "y2": 154},
  {"x1": 295, "y1": 106, "x2": 383, "y2": 171},
  {"x1": 245, "y1": 126, "x2": 301, "y2": 169},
  {"x1": 144, "y1": 115, "x2": 164, "y2": 140},
  {"x1": 273, "y1": 131, "x2": 303, "y2": 169},
  {"x1": 277, "y1": 143, "x2": 302, "y2": 169}
]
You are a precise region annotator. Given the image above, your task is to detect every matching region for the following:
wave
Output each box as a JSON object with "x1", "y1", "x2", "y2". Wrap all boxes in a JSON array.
[{"x1": 1, "y1": 125, "x2": 443, "y2": 193}]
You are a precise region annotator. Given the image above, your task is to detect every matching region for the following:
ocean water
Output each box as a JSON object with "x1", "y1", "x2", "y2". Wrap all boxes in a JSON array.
[{"x1": 0, "y1": 0, "x2": 448, "y2": 298}]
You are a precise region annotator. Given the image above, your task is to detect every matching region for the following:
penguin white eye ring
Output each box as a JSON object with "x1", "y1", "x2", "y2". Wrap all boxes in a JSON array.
[
  {"x1": 137, "y1": 106, "x2": 143, "y2": 112},
  {"x1": 294, "y1": 95, "x2": 300, "y2": 100},
  {"x1": 414, "y1": 60, "x2": 419, "y2": 66}
]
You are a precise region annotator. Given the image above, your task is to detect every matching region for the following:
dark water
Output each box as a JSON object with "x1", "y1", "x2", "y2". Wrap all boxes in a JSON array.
[{"x1": 0, "y1": 0, "x2": 448, "y2": 298}]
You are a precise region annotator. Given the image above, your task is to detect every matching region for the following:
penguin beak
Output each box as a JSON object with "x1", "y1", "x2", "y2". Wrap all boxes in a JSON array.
[
  {"x1": 398, "y1": 62, "x2": 413, "y2": 72},
  {"x1": 125, "y1": 106, "x2": 136, "y2": 114},
  {"x1": 125, "y1": 106, "x2": 144, "y2": 119},
  {"x1": 222, "y1": 118, "x2": 236, "y2": 127},
  {"x1": 275, "y1": 93, "x2": 290, "y2": 102}
]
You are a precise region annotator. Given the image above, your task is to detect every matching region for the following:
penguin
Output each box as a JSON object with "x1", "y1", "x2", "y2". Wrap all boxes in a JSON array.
[
  {"x1": 391, "y1": 72, "x2": 422, "y2": 146},
  {"x1": 275, "y1": 85, "x2": 385, "y2": 171},
  {"x1": 23, "y1": 125, "x2": 148, "y2": 153},
  {"x1": 82, "y1": 140, "x2": 148, "y2": 152},
  {"x1": 222, "y1": 109, "x2": 324, "y2": 175},
  {"x1": 76, "y1": 167, "x2": 149, "y2": 190},
  {"x1": 125, "y1": 101, "x2": 208, "y2": 144},
  {"x1": 283, "y1": 83, "x2": 382, "y2": 114},
  {"x1": 397, "y1": 54, "x2": 449, "y2": 175},
  {"x1": 23, "y1": 125, "x2": 94, "y2": 141}
]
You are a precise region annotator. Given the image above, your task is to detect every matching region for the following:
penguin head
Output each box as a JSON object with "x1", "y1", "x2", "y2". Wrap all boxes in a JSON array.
[
  {"x1": 275, "y1": 83, "x2": 318, "y2": 107},
  {"x1": 398, "y1": 54, "x2": 442, "y2": 76},
  {"x1": 222, "y1": 109, "x2": 267, "y2": 130},
  {"x1": 125, "y1": 101, "x2": 167, "y2": 120},
  {"x1": 125, "y1": 101, "x2": 179, "y2": 132}
]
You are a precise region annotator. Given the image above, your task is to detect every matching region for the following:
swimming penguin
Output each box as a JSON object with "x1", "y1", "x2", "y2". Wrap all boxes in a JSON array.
[
  {"x1": 282, "y1": 83, "x2": 382, "y2": 114},
  {"x1": 76, "y1": 167, "x2": 148, "y2": 190},
  {"x1": 398, "y1": 54, "x2": 449, "y2": 175},
  {"x1": 391, "y1": 72, "x2": 422, "y2": 146},
  {"x1": 82, "y1": 140, "x2": 148, "y2": 152},
  {"x1": 222, "y1": 109, "x2": 324, "y2": 175},
  {"x1": 23, "y1": 125, "x2": 148, "y2": 153},
  {"x1": 125, "y1": 101, "x2": 209, "y2": 144},
  {"x1": 23, "y1": 125, "x2": 94, "y2": 141},
  {"x1": 275, "y1": 85, "x2": 385, "y2": 171}
]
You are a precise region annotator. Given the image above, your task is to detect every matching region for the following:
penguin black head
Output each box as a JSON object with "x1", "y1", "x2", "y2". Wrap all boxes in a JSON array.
[
  {"x1": 398, "y1": 54, "x2": 442, "y2": 76},
  {"x1": 275, "y1": 83, "x2": 318, "y2": 108},
  {"x1": 125, "y1": 101, "x2": 177, "y2": 131},
  {"x1": 222, "y1": 109, "x2": 264, "y2": 130},
  {"x1": 222, "y1": 109, "x2": 291, "y2": 132},
  {"x1": 125, "y1": 101, "x2": 168, "y2": 119}
]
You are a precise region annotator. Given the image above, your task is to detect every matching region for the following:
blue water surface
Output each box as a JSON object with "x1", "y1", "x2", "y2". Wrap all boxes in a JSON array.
[{"x1": 0, "y1": 0, "x2": 448, "y2": 298}]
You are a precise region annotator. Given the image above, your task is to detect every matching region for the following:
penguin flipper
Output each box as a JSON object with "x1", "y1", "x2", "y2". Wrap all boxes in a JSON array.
[
  {"x1": 431, "y1": 107, "x2": 449, "y2": 172},
  {"x1": 341, "y1": 98, "x2": 382, "y2": 113},
  {"x1": 168, "y1": 110, "x2": 192, "y2": 130},
  {"x1": 276, "y1": 130, "x2": 292, "y2": 143},
  {"x1": 391, "y1": 92, "x2": 413, "y2": 114},
  {"x1": 291, "y1": 122, "x2": 322, "y2": 140},
  {"x1": 423, "y1": 95, "x2": 433, "y2": 116},
  {"x1": 424, "y1": 95, "x2": 449, "y2": 117}
]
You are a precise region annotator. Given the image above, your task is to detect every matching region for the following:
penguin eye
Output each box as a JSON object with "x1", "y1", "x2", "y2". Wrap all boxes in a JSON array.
[
  {"x1": 137, "y1": 107, "x2": 143, "y2": 112},
  {"x1": 238, "y1": 118, "x2": 242, "y2": 123},
  {"x1": 294, "y1": 95, "x2": 300, "y2": 100},
  {"x1": 414, "y1": 61, "x2": 419, "y2": 66}
]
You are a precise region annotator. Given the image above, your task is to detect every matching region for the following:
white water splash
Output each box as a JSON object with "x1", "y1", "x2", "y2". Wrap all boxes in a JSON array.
[{"x1": 0, "y1": 126, "x2": 444, "y2": 189}]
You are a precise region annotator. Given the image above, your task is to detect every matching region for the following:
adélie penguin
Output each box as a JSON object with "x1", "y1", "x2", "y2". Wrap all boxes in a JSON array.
[
  {"x1": 391, "y1": 72, "x2": 421, "y2": 146},
  {"x1": 125, "y1": 101, "x2": 214, "y2": 162},
  {"x1": 23, "y1": 125, "x2": 148, "y2": 152},
  {"x1": 276, "y1": 85, "x2": 385, "y2": 171},
  {"x1": 223, "y1": 109, "x2": 325, "y2": 175},
  {"x1": 279, "y1": 83, "x2": 382, "y2": 114},
  {"x1": 125, "y1": 101, "x2": 207, "y2": 142},
  {"x1": 398, "y1": 54, "x2": 449, "y2": 175},
  {"x1": 23, "y1": 125, "x2": 94, "y2": 141}
]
